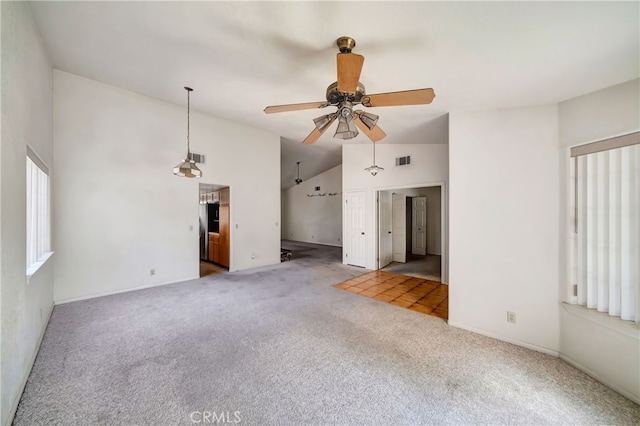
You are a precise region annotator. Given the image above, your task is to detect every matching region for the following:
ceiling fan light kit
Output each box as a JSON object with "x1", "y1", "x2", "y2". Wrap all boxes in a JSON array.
[
  {"x1": 264, "y1": 36, "x2": 435, "y2": 145},
  {"x1": 173, "y1": 86, "x2": 202, "y2": 178},
  {"x1": 334, "y1": 102, "x2": 359, "y2": 139}
]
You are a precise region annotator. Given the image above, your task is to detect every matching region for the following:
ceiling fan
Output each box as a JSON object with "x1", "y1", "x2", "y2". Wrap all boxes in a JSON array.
[{"x1": 264, "y1": 36, "x2": 435, "y2": 145}]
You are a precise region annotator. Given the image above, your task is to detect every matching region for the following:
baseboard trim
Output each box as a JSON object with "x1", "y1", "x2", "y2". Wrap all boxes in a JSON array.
[
  {"x1": 283, "y1": 239, "x2": 342, "y2": 248},
  {"x1": 54, "y1": 276, "x2": 200, "y2": 305},
  {"x1": 447, "y1": 321, "x2": 559, "y2": 357},
  {"x1": 559, "y1": 353, "x2": 640, "y2": 405},
  {"x1": 5, "y1": 301, "x2": 55, "y2": 426}
]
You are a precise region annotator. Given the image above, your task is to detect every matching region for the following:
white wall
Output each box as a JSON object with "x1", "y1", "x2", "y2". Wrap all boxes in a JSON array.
[
  {"x1": 281, "y1": 165, "x2": 342, "y2": 246},
  {"x1": 558, "y1": 78, "x2": 640, "y2": 403},
  {"x1": 342, "y1": 143, "x2": 448, "y2": 273},
  {"x1": 448, "y1": 106, "x2": 560, "y2": 354},
  {"x1": 0, "y1": 2, "x2": 54, "y2": 424},
  {"x1": 53, "y1": 71, "x2": 281, "y2": 303}
]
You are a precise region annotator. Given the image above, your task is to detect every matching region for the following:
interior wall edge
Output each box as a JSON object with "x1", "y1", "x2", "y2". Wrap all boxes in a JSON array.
[
  {"x1": 3, "y1": 301, "x2": 54, "y2": 426},
  {"x1": 559, "y1": 353, "x2": 640, "y2": 405}
]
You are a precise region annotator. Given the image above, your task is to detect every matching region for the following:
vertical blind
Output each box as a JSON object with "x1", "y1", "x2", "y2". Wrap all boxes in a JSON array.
[
  {"x1": 572, "y1": 133, "x2": 639, "y2": 323},
  {"x1": 26, "y1": 150, "x2": 50, "y2": 270}
]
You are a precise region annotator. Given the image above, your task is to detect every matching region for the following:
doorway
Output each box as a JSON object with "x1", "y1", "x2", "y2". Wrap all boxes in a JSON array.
[
  {"x1": 199, "y1": 183, "x2": 231, "y2": 277},
  {"x1": 377, "y1": 185, "x2": 445, "y2": 283}
]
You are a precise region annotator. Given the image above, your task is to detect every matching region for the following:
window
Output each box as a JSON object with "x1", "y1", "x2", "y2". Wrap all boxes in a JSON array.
[
  {"x1": 570, "y1": 132, "x2": 639, "y2": 323},
  {"x1": 26, "y1": 147, "x2": 51, "y2": 275}
]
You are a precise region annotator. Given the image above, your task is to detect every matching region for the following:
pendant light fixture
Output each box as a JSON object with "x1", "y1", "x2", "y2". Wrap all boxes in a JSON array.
[
  {"x1": 295, "y1": 161, "x2": 303, "y2": 185},
  {"x1": 364, "y1": 142, "x2": 384, "y2": 176},
  {"x1": 173, "y1": 87, "x2": 202, "y2": 178}
]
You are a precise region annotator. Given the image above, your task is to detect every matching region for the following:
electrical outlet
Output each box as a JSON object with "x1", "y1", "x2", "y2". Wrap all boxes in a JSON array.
[
  {"x1": 150, "y1": 269, "x2": 156, "y2": 276},
  {"x1": 507, "y1": 311, "x2": 516, "y2": 324}
]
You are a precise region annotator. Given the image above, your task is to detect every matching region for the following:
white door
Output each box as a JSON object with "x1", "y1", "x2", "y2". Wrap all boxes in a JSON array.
[
  {"x1": 345, "y1": 191, "x2": 366, "y2": 267},
  {"x1": 378, "y1": 191, "x2": 393, "y2": 268},
  {"x1": 412, "y1": 196, "x2": 427, "y2": 255},
  {"x1": 392, "y1": 193, "x2": 406, "y2": 263}
]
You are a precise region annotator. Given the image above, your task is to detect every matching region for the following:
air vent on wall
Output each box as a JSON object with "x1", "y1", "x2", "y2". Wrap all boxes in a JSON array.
[
  {"x1": 395, "y1": 155, "x2": 411, "y2": 166},
  {"x1": 188, "y1": 152, "x2": 206, "y2": 164}
]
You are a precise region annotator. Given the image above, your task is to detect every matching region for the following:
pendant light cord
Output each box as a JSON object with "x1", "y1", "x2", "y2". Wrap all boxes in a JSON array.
[
  {"x1": 186, "y1": 89, "x2": 191, "y2": 155},
  {"x1": 373, "y1": 142, "x2": 376, "y2": 164}
]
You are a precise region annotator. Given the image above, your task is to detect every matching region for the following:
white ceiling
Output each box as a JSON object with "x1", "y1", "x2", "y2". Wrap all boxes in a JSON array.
[{"x1": 28, "y1": 1, "x2": 639, "y2": 188}]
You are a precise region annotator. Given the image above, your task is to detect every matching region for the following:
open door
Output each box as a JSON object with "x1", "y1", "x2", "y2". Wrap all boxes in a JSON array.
[
  {"x1": 412, "y1": 196, "x2": 427, "y2": 255},
  {"x1": 392, "y1": 193, "x2": 406, "y2": 263},
  {"x1": 378, "y1": 191, "x2": 393, "y2": 268}
]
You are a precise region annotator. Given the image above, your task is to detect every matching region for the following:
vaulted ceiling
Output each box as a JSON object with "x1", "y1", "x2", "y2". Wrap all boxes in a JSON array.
[{"x1": 28, "y1": 1, "x2": 639, "y2": 188}]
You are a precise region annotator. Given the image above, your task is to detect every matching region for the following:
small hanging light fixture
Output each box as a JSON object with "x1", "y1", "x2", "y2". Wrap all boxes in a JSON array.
[
  {"x1": 365, "y1": 142, "x2": 384, "y2": 176},
  {"x1": 173, "y1": 87, "x2": 202, "y2": 178},
  {"x1": 295, "y1": 161, "x2": 303, "y2": 185}
]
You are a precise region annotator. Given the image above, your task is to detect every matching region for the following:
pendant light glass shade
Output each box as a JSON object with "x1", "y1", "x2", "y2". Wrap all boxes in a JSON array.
[
  {"x1": 365, "y1": 164, "x2": 384, "y2": 176},
  {"x1": 334, "y1": 104, "x2": 359, "y2": 140},
  {"x1": 173, "y1": 86, "x2": 202, "y2": 178},
  {"x1": 313, "y1": 114, "x2": 335, "y2": 133},
  {"x1": 357, "y1": 111, "x2": 379, "y2": 130},
  {"x1": 173, "y1": 159, "x2": 202, "y2": 178}
]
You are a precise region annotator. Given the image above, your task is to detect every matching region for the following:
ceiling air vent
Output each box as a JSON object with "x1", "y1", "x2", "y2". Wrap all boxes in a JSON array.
[
  {"x1": 395, "y1": 155, "x2": 411, "y2": 166},
  {"x1": 188, "y1": 152, "x2": 206, "y2": 164}
]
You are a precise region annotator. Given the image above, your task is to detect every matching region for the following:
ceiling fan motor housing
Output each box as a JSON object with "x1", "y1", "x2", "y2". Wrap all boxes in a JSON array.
[{"x1": 325, "y1": 81, "x2": 366, "y2": 104}]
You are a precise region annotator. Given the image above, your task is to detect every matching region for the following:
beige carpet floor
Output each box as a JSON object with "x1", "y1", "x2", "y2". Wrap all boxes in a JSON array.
[{"x1": 13, "y1": 241, "x2": 640, "y2": 425}]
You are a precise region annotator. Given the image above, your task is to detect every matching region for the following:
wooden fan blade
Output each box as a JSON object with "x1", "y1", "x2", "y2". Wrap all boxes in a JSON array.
[
  {"x1": 264, "y1": 101, "x2": 329, "y2": 114},
  {"x1": 302, "y1": 128, "x2": 323, "y2": 145},
  {"x1": 361, "y1": 88, "x2": 435, "y2": 108},
  {"x1": 337, "y1": 53, "x2": 364, "y2": 94},
  {"x1": 354, "y1": 116, "x2": 387, "y2": 142},
  {"x1": 302, "y1": 115, "x2": 337, "y2": 145}
]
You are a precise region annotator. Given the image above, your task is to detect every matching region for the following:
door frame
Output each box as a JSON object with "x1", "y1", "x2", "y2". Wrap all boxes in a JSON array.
[
  {"x1": 376, "y1": 181, "x2": 447, "y2": 283},
  {"x1": 198, "y1": 183, "x2": 232, "y2": 273}
]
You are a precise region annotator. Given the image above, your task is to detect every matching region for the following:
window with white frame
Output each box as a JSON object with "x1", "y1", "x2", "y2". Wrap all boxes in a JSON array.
[
  {"x1": 26, "y1": 147, "x2": 51, "y2": 274},
  {"x1": 570, "y1": 132, "x2": 639, "y2": 323}
]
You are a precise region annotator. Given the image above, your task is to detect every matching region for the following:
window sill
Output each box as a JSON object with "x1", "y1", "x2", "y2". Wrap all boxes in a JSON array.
[
  {"x1": 26, "y1": 251, "x2": 54, "y2": 282},
  {"x1": 562, "y1": 302, "x2": 640, "y2": 340}
]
